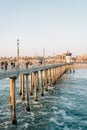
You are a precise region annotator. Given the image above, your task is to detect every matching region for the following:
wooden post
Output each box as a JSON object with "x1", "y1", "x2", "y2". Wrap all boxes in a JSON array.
[
  {"x1": 62, "y1": 66, "x2": 63, "y2": 74},
  {"x1": 57, "y1": 67, "x2": 60, "y2": 80},
  {"x1": 19, "y1": 75, "x2": 22, "y2": 95},
  {"x1": 58, "y1": 66, "x2": 61, "y2": 79},
  {"x1": 72, "y1": 64, "x2": 75, "y2": 73},
  {"x1": 60, "y1": 66, "x2": 62, "y2": 77},
  {"x1": 58, "y1": 67, "x2": 60, "y2": 78},
  {"x1": 44, "y1": 70, "x2": 46, "y2": 86},
  {"x1": 44, "y1": 69, "x2": 48, "y2": 91},
  {"x1": 30, "y1": 73, "x2": 33, "y2": 95},
  {"x1": 26, "y1": 74, "x2": 30, "y2": 111},
  {"x1": 36, "y1": 72, "x2": 39, "y2": 91},
  {"x1": 52, "y1": 68, "x2": 55, "y2": 85},
  {"x1": 34, "y1": 72, "x2": 38, "y2": 101},
  {"x1": 69, "y1": 64, "x2": 72, "y2": 73},
  {"x1": 56, "y1": 67, "x2": 58, "y2": 80},
  {"x1": 22, "y1": 74, "x2": 25, "y2": 100},
  {"x1": 32, "y1": 73, "x2": 34, "y2": 88},
  {"x1": 48, "y1": 68, "x2": 51, "y2": 86},
  {"x1": 54, "y1": 67, "x2": 56, "y2": 84},
  {"x1": 10, "y1": 77, "x2": 17, "y2": 125},
  {"x1": 10, "y1": 79, "x2": 12, "y2": 110},
  {"x1": 51, "y1": 68, "x2": 53, "y2": 84},
  {"x1": 40, "y1": 70, "x2": 44, "y2": 96},
  {"x1": 45, "y1": 69, "x2": 48, "y2": 91}
]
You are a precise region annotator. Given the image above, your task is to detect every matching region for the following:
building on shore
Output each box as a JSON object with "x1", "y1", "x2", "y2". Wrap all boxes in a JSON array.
[{"x1": 65, "y1": 50, "x2": 72, "y2": 63}]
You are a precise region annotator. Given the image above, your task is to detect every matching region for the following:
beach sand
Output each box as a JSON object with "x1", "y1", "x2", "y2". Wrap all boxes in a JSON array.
[{"x1": 73, "y1": 63, "x2": 87, "y2": 69}]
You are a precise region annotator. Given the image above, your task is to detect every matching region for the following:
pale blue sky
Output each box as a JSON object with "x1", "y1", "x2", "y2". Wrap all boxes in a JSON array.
[{"x1": 0, "y1": 0, "x2": 87, "y2": 57}]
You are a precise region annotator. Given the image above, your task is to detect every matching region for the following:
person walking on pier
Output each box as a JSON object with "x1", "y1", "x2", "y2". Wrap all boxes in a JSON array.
[
  {"x1": 1, "y1": 61, "x2": 4, "y2": 70},
  {"x1": 4, "y1": 61, "x2": 8, "y2": 70}
]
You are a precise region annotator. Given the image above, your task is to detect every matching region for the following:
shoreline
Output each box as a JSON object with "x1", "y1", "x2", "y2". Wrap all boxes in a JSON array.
[{"x1": 73, "y1": 63, "x2": 87, "y2": 69}]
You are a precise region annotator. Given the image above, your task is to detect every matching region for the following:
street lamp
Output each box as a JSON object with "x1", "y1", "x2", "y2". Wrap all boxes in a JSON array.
[{"x1": 17, "y1": 39, "x2": 19, "y2": 70}]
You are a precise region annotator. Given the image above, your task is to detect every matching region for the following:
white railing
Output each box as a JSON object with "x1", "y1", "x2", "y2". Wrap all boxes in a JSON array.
[{"x1": 0, "y1": 62, "x2": 73, "y2": 80}]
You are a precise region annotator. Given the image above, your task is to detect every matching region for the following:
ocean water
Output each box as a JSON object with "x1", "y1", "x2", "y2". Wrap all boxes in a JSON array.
[{"x1": 0, "y1": 69, "x2": 87, "y2": 130}]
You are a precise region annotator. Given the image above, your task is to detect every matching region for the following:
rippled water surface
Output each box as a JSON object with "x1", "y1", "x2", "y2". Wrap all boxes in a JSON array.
[{"x1": 0, "y1": 69, "x2": 87, "y2": 130}]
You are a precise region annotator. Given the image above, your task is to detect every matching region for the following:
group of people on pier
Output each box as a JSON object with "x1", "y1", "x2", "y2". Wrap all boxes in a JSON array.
[
  {"x1": 0, "y1": 61, "x2": 15, "y2": 70},
  {"x1": 0, "y1": 61, "x2": 33, "y2": 70}
]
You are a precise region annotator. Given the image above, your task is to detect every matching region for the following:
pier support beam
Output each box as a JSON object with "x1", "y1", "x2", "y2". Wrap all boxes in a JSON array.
[
  {"x1": 56, "y1": 67, "x2": 58, "y2": 80},
  {"x1": 52, "y1": 68, "x2": 55, "y2": 85},
  {"x1": 48, "y1": 68, "x2": 51, "y2": 86},
  {"x1": 10, "y1": 77, "x2": 17, "y2": 125},
  {"x1": 22, "y1": 74, "x2": 25, "y2": 100},
  {"x1": 72, "y1": 65, "x2": 75, "y2": 73},
  {"x1": 34, "y1": 72, "x2": 38, "y2": 101},
  {"x1": 44, "y1": 69, "x2": 48, "y2": 91},
  {"x1": 37, "y1": 72, "x2": 39, "y2": 91},
  {"x1": 59, "y1": 66, "x2": 62, "y2": 78},
  {"x1": 46, "y1": 69, "x2": 48, "y2": 91},
  {"x1": 57, "y1": 67, "x2": 60, "y2": 80},
  {"x1": 40, "y1": 70, "x2": 44, "y2": 96},
  {"x1": 10, "y1": 79, "x2": 12, "y2": 110},
  {"x1": 19, "y1": 75, "x2": 22, "y2": 95},
  {"x1": 69, "y1": 64, "x2": 72, "y2": 73},
  {"x1": 30, "y1": 73, "x2": 33, "y2": 95},
  {"x1": 54, "y1": 68, "x2": 56, "y2": 84},
  {"x1": 32, "y1": 73, "x2": 35, "y2": 88},
  {"x1": 51, "y1": 68, "x2": 53, "y2": 84},
  {"x1": 26, "y1": 74, "x2": 30, "y2": 111}
]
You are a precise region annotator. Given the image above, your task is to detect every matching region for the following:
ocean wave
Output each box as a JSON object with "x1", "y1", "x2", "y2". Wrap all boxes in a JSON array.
[
  {"x1": 49, "y1": 117, "x2": 64, "y2": 126},
  {"x1": 64, "y1": 125, "x2": 70, "y2": 130},
  {"x1": 58, "y1": 110, "x2": 74, "y2": 121}
]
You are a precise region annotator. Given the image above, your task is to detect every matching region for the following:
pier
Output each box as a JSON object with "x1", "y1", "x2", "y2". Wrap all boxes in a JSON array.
[{"x1": 0, "y1": 62, "x2": 73, "y2": 125}]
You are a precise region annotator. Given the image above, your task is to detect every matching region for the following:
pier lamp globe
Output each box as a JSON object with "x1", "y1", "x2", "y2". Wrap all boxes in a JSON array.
[
  {"x1": 17, "y1": 39, "x2": 19, "y2": 50},
  {"x1": 65, "y1": 50, "x2": 72, "y2": 63},
  {"x1": 17, "y1": 38, "x2": 19, "y2": 42}
]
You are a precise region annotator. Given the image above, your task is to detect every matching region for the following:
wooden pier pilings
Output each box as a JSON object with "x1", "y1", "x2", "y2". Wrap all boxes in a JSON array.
[{"x1": 6, "y1": 63, "x2": 73, "y2": 125}]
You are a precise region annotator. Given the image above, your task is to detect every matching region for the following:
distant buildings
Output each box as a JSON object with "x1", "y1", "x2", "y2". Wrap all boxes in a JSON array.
[
  {"x1": 0, "y1": 52, "x2": 87, "y2": 70},
  {"x1": 76, "y1": 54, "x2": 87, "y2": 63}
]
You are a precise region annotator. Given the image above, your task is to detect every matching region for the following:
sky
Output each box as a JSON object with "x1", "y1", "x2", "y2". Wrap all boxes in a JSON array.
[{"x1": 0, "y1": 0, "x2": 87, "y2": 57}]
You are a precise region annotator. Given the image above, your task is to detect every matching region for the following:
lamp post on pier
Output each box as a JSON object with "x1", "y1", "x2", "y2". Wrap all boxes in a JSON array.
[
  {"x1": 17, "y1": 39, "x2": 19, "y2": 71},
  {"x1": 43, "y1": 48, "x2": 45, "y2": 64}
]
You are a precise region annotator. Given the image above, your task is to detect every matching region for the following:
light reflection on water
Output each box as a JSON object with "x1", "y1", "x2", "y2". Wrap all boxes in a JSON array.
[{"x1": 0, "y1": 69, "x2": 87, "y2": 130}]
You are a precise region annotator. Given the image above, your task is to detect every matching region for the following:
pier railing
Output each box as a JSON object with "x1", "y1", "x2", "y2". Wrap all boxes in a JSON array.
[{"x1": 0, "y1": 62, "x2": 73, "y2": 80}]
